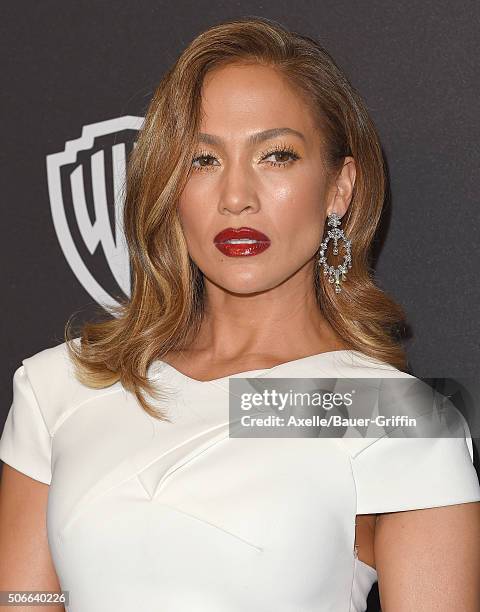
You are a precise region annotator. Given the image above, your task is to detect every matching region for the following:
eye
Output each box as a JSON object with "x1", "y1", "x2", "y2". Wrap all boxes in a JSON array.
[
  {"x1": 191, "y1": 143, "x2": 301, "y2": 173},
  {"x1": 191, "y1": 151, "x2": 220, "y2": 172},
  {"x1": 260, "y1": 143, "x2": 301, "y2": 168}
]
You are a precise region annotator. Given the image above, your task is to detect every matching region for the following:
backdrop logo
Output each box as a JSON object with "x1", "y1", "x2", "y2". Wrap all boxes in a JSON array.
[{"x1": 46, "y1": 116, "x2": 144, "y2": 312}]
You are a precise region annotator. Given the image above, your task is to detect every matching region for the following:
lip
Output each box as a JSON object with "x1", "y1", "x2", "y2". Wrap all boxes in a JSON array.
[{"x1": 213, "y1": 226, "x2": 271, "y2": 258}]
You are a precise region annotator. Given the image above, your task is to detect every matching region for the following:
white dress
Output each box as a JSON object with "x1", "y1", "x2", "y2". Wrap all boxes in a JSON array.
[{"x1": 1, "y1": 341, "x2": 479, "y2": 612}]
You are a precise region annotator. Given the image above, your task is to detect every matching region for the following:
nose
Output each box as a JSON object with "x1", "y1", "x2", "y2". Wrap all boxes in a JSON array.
[{"x1": 217, "y1": 161, "x2": 260, "y2": 216}]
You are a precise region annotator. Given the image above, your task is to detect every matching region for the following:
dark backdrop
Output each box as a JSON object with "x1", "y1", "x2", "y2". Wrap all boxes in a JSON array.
[{"x1": 2, "y1": 3, "x2": 479, "y2": 610}]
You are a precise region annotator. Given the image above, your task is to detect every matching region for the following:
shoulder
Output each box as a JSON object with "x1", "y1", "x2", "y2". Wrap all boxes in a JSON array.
[
  {"x1": 333, "y1": 351, "x2": 476, "y2": 463},
  {"x1": 19, "y1": 338, "x2": 124, "y2": 437},
  {"x1": 329, "y1": 354, "x2": 480, "y2": 513},
  {"x1": 331, "y1": 350, "x2": 416, "y2": 454},
  {"x1": 333, "y1": 349, "x2": 413, "y2": 379}
]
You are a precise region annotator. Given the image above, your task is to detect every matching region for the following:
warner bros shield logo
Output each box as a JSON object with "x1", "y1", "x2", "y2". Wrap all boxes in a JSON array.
[{"x1": 46, "y1": 116, "x2": 144, "y2": 312}]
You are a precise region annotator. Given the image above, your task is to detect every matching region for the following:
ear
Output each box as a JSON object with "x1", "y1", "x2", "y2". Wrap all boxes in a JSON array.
[{"x1": 326, "y1": 156, "x2": 356, "y2": 218}]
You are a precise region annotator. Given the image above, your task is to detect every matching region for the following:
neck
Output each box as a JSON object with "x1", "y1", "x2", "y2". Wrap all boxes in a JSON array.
[{"x1": 187, "y1": 265, "x2": 345, "y2": 364}]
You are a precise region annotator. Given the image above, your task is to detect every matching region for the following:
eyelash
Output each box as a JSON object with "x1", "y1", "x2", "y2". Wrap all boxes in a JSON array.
[{"x1": 191, "y1": 142, "x2": 301, "y2": 172}]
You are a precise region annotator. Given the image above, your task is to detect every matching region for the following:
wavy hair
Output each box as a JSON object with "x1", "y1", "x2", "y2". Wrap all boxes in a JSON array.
[{"x1": 65, "y1": 15, "x2": 409, "y2": 420}]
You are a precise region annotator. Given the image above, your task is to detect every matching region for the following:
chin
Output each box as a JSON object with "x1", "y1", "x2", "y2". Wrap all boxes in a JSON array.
[{"x1": 206, "y1": 269, "x2": 287, "y2": 295}]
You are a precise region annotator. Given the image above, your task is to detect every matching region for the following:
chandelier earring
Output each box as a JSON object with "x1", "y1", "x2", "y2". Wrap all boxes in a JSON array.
[{"x1": 318, "y1": 212, "x2": 352, "y2": 293}]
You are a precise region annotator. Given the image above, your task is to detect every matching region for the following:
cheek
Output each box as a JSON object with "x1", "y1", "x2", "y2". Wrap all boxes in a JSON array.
[
  {"x1": 177, "y1": 184, "x2": 207, "y2": 241},
  {"x1": 268, "y1": 178, "x2": 325, "y2": 244}
]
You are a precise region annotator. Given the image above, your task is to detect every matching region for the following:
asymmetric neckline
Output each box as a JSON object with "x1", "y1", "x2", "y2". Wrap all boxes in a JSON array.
[{"x1": 154, "y1": 349, "x2": 361, "y2": 384}]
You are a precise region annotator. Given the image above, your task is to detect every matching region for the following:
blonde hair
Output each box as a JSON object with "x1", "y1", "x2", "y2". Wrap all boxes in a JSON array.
[{"x1": 65, "y1": 15, "x2": 409, "y2": 420}]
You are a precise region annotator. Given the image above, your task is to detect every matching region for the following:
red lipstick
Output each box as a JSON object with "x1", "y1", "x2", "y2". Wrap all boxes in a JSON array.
[{"x1": 213, "y1": 226, "x2": 271, "y2": 257}]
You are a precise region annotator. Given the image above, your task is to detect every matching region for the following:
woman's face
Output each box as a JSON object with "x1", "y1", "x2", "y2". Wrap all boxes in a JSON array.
[{"x1": 178, "y1": 62, "x2": 354, "y2": 294}]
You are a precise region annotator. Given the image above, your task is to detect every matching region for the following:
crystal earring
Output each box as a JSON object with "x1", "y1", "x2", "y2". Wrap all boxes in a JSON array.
[{"x1": 318, "y1": 212, "x2": 352, "y2": 293}]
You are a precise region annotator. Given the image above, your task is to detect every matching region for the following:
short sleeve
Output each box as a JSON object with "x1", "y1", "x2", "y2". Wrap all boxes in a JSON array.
[
  {"x1": 351, "y1": 411, "x2": 480, "y2": 514},
  {"x1": 0, "y1": 364, "x2": 52, "y2": 484}
]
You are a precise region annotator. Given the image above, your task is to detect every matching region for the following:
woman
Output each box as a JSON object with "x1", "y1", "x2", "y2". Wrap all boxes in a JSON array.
[{"x1": 1, "y1": 16, "x2": 479, "y2": 612}]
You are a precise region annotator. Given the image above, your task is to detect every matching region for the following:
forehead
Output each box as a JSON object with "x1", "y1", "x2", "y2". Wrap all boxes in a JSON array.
[{"x1": 199, "y1": 62, "x2": 318, "y2": 138}]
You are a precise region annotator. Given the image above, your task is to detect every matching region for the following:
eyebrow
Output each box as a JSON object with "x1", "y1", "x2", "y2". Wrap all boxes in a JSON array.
[{"x1": 198, "y1": 127, "x2": 306, "y2": 146}]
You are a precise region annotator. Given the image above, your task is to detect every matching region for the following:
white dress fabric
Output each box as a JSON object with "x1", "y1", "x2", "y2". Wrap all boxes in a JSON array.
[{"x1": 1, "y1": 341, "x2": 479, "y2": 612}]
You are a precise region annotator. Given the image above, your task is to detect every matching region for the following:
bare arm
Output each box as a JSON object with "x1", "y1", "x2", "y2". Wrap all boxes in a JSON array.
[
  {"x1": 375, "y1": 501, "x2": 480, "y2": 610},
  {"x1": 0, "y1": 463, "x2": 64, "y2": 611}
]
